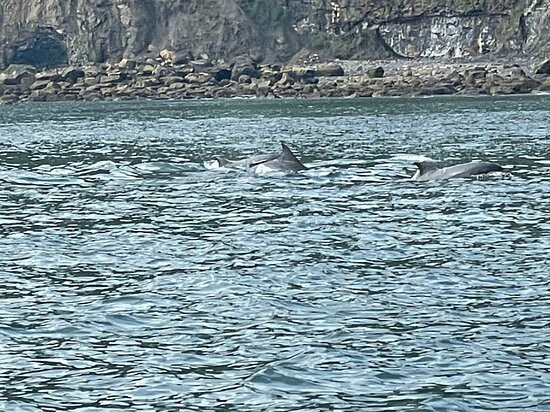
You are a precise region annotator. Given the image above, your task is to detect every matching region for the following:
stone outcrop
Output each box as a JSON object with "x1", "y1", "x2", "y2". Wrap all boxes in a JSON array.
[{"x1": 0, "y1": 1, "x2": 549, "y2": 68}]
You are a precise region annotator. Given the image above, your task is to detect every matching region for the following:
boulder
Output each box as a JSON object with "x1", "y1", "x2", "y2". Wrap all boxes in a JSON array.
[
  {"x1": 366, "y1": 66, "x2": 384, "y2": 78},
  {"x1": 117, "y1": 58, "x2": 137, "y2": 70},
  {"x1": 274, "y1": 72, "x2": 292, "y2": 87},
  {"x1": 415, "y1": 85, "x2": 456, "y2": 96},
  {"x1": 465, "y1": 68, "x2": 487, "y2": 85},
  {"x1": 260, "y1": 66, "x2": 283, "y2": 83},
  {"x1": 161, "y1": 76, "x2": 186, "y2": 86},
  {"x1": 99, "y1": 74, "x2": 125, "y2": 84},
  {"x1": 30, "y1": 79, "x2": 51, "y2": 90},
  {"x1": 20, "y1": 76, "x2": 35, "y2": 92},
  {"x1": 511, "y1": 79, "x2": 542, "y2": 93},
  {"x1": 159, "y1": 49, "x2": 176, "y2": 62},
  {"x1": 212, "y1": 68, "x2": 232, "y2": 82},
  {"x1": 35, "y1": 71, "x2": 63, "y2": 82},
  {"x1": 172, "y1": 51, "x2": 194, "y2": 65},
  {"x1": 169, "y1": 82, "x2": 186, "y2": 90},
  {"x1": 83, "y1": 66, "x2": 101, "y2": 77},
  {"x1": 140, "y1": 64, "x2": 156, "y2": 75},
  {"x1": 184, "y1": 72, "x2": 212, "y2": 84},
  {"x1": 283, "y1": 66, "x2": 316, "y2": 84},
  {"x1": 314, "y1": 63, "x2": 344, "y2": 77},
  {"x1": 174, "y1": 66, "x2": 194, "y2": 77},
  {"x1": 238, "y1": 74, "x2": 252, "y2": 84},
  {"x1": 191, "y1": 59, "x2": 213, "y2": 71},
  {"x1": 84, "y1": 77, "x2": 99, "y2": 86},
  {"x1": 231, "y1": 55, "x2": 260, "y2": 81},
  {"x1": 537, "y1": 78, "x2": 550, "y2": 91},
  {"x1": 62, "y1": 66, "x2": 85, "y2": 83},
  {"x1": 510, "y1": 67, "x2": 527, "y2": 78},
  {"x1": 1, "y1": 64, "x2": 36, "y2": 85}
]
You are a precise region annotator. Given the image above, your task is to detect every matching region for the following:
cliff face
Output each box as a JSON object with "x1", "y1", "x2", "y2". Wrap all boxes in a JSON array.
[{"x1": 1, "y1": 0, "x2": 549, "y2": 68}]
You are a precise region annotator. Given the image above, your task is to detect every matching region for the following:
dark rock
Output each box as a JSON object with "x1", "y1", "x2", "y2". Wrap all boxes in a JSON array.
[
  {"x1": 62, "y1": 67, "x2": 85, "y2": 83},
  {"x1": 465, "y1": 68, "x2": 487, "y2": 85},
  {"x1": 260, "y1": 67, "x2": 283, "y2": 83},
  {"x1": 274, "y1": 72, "x2": 292, "y2": 87},
  {"x1": 212, "y1": 68, "x2": 232, "y2": 82},
  {"x1": 238, "y1": 74, "x2": 252, "y2": 84},
  {"x1": 511, "y1": 79, "x2": 542, "y2": 93},
  {"x1": 534, "y1": 59, "x2": 550, "y2": 75},
  {"x1": 366, "y1": 66, "x2": 384, "y2": 78},
  {"x1": 416, "y1": 85, "x2": 456, "y2": 96},
  {"x1": 173, "y1": 51, "x2": 194, "y2": 65},
  {"x1": 231, "y1": 55, "x2": 260, "y2": 81},
  {"x1": 314, "y1": 63, "x2": 344, "y2": 77},
  {"x1": 174, "y1": 66, "x2": 194, "y2": 77}
]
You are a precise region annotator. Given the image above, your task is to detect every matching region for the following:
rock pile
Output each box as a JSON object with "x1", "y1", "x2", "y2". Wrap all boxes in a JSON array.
[{"x1": 1, "y1": 54, "x2": 549, "y2": 104}]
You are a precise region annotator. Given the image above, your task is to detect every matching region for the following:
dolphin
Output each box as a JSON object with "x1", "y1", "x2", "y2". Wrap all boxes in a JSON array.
[
  {"x1": 412, "y1": 160, "x2": 503, "y2": 181},
  {"x1": 211, "y1": 143, "x2": 307, "y2": 173}
]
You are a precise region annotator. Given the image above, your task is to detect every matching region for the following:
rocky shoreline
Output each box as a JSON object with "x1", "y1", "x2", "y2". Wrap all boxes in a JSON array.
[{"x1": 1, "y1": 54, "x2": 549, "y2": 104}]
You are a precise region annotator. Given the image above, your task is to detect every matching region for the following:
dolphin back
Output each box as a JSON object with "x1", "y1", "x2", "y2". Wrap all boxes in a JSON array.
[
  {"x1": 413, "y1": 160, "x2": 504, "y2": 181},
  {"x1": 247, "y1": 143, "x2": 307, "y2": 172},
  {"x1": 452, "y1": 161, "x2": 503, "y2": 178}
]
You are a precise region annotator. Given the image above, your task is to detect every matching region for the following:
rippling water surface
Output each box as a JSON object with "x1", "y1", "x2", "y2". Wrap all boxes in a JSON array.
[{"x1": 1, "y1": 96, "x2": 549, "y2": 411}]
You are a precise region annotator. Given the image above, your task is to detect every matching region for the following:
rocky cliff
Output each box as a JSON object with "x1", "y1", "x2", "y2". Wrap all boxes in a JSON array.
[{"x1": 1, "y1": 0, "x2": 549, "y2": 68}]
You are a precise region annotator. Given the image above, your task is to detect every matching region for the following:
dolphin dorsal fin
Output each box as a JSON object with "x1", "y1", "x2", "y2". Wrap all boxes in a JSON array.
[
  {"x1": 280, "y1": 142, "x2": 300, "y2": 162},
  {"x1": 214, "y1": 156, "x2": 229, "y2": 167},
  {"x1": 413, "y1": 161, "x2": 438, "y2": 176}
]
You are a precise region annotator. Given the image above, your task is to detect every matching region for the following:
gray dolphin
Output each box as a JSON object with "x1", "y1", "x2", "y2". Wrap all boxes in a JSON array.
[
  {"x1": 412, "y1": 160, "x2": 503, "y2": 181},
  {"x1": 212, "y1": 143, "x2": 307, "y2": 173}
]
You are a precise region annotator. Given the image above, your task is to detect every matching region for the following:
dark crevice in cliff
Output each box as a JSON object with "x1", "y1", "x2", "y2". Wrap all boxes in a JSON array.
[{"x1": 11, "y1": 27, "x2": 68, "y2": 68}]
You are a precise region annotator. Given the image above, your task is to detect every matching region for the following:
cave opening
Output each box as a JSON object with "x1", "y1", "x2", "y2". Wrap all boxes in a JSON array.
[{"x1": 11, "y1": 27, "x2": 68, "y2": 69}]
